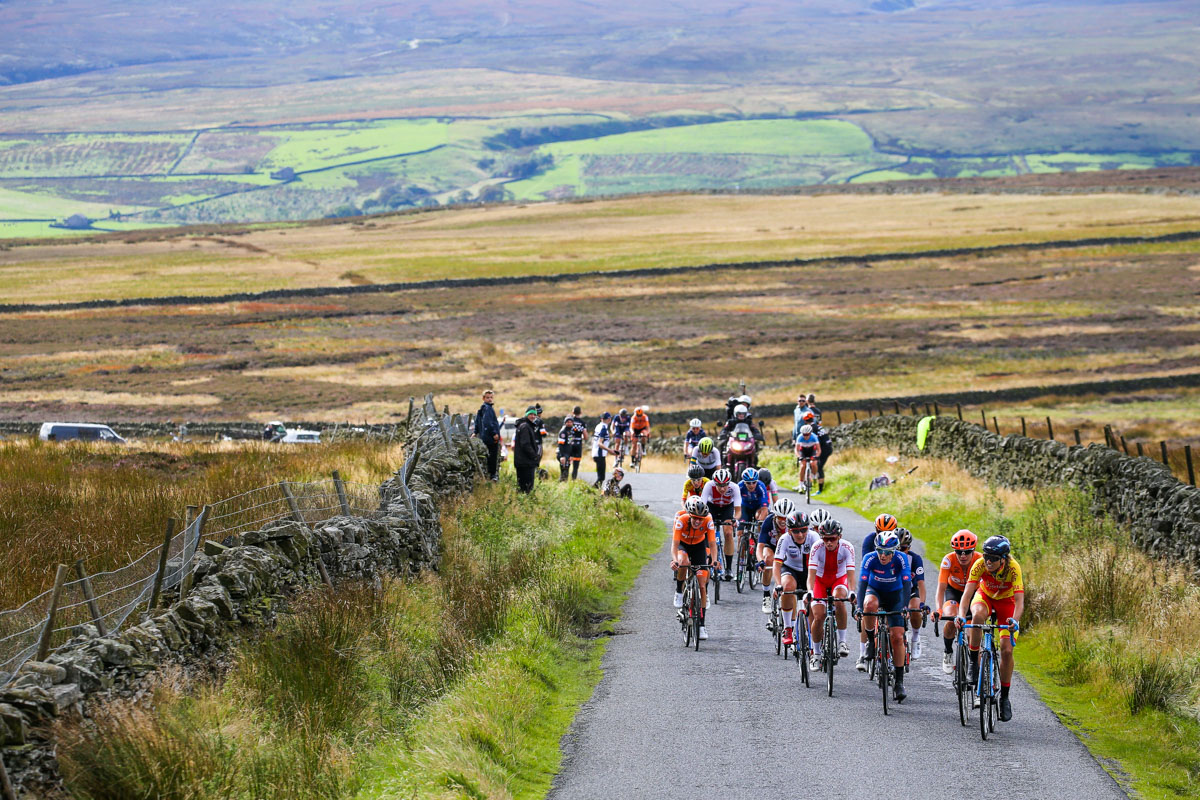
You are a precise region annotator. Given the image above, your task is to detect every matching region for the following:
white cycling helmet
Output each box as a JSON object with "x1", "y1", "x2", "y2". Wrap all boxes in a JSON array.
[
  {"x1": 712, "y1": 468, "x2": 732, "y2": 485},
  {"x1": 733, "y1": 404, "x2": 748, "y2": 416},
  {"x1": 800, "y1": 424, "x2": 813, "y2": 436},
  {"x1": 689, "y1": 418, "x2": 702, "y2": 428},
  {"x1": 739, "y1": 394, "x2": 751, "y2": 405},
  {"x1": 772, "y1": 497, "x2": 798, "y2": 518},
  {"x1": 809, "y1": 508, "x2": 833, "y2": 528},
  {"x1": 684, "y1": 496, "x2": 707, "y2": 516}
]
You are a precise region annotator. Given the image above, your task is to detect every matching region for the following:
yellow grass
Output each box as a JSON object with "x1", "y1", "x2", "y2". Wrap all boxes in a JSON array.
[{"x1": 0, "y1": 389, "x2": 222, "y2": 407}]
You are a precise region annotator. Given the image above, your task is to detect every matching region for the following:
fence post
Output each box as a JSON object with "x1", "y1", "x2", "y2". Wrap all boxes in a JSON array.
[
  {"x1": 893, "y1": 401, "x2": 900, "y2": 415},
  {"x1": 34, "y1": 564, "x2": 70, "y2": 661},
  {"x1": 1020, "y1": 417, "x2": 1027, "y2": 437},
  {"x1": 1120, "y1": 436, "x2": 1129, "y2": 455},
  {"x1": 1046, "y1": 417, "x2": 1054, "y2": 441},
  {"x1": 74, "y1": 559, "x2": 107, "y2": 637},
  {"x1": 956, "y1": 403, "x2": 963, "y2": 421},
  {"x1": 1104, "y1": 425, "x2": 1114, "y2": 448},
  {"x1": 924, "y1": 403, "x2": 931, "y2": 416},
  {"x1": 279, "y1": 481, "x2": 305, "y2": 525},
  {"x1": 181, "y1": 505, "x2": 209, "y2": 597},
  {"x1": 436, "y1": 414, "x2": 453, "y2": 448},
  {"x1": 1136, "y1": 442, "x2": 1145, "y2": 458},
  {"x1": 332, "y1": 470, "x2": 351, "y2": 515},
  {"x1": 852, "y1": 411, "x2": 858, "y2": 421},
  {"x1": 980, "y1": 409, "x2": 987, "y2": 427},
  {"x1": 0, "y1": 749, "x2": 16, "y2": 800},
  {"x1": 407, "y1": 396, "x2": 415, "y2": 422},
  {"x1": 933, "y1": 401, "x2": 940, "y2": 416},
  {"x1": 1074, "y1": 429, "x2": 1082, "y2": 445},
  {"x1": 773, "y1": 429, "x2": 781, "y2": 446},
  {"x1": 1160, "y1": 441, "x2": 1169, "y2": 466},
  {"x1": 1186, "y1": 445, "x2": 1195, "y2": 486},
  {"x1": 148, "y1": 518, "x2": 177, "y2": 612},
  {"x1": 993, "y1": 417, "x2": 1000, "y2": 435},
  {"x1": 836, "y1": 410, "x2": 842, "y2": 425}
]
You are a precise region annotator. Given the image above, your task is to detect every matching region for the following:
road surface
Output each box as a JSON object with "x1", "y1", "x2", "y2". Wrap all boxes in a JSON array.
[{"x1": 550, "y1": 471, "x2": 1128, "y2": 800}]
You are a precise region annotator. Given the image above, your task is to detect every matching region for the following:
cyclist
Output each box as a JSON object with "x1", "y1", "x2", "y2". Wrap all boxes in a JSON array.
[
  {"x1": 793, "y1": 423, "x2": 822, "y2": 493},
  {"x1": 772, "y1": 506, "x2": 820, "y2": 649},
  {"x1": 757, "y1": 498, "x2": 804, "y2": 612},
  {"x1": 936, "y1": 529, "x2": 981, "y2": 674},
  {"x1": 738, "y1": 468, "x2": 770, "y2": 523},
  {"x1": 804, "y1": 516, "x2": 855, "y2": 667},
  {"x1": 556, "y1": 408, "x2": 588, "y2": 482},
  {"x1": 611, "y1": 408, "x2": 632, "y2": 466},
  {"x1": 700, "y1": 468, "x2": 741, "y2": 579},
  {"x1": 856, "y1": 512, "x2": 898, "y2": 666},
  {"x1": 689, "y1": 436, "x2": 722, "y2": 479},
  {"x1": 757, "y1": 468, "x2": 780, "y2": 506},
  {"x1": 630, "y1": 406, "x2": 651, "y2": 462},
  {"x1": 684, "y1": 418, "x2": 706, "y2": 458},
  {"x1": 672, "y1": 496, "x2": 719, "y2": 640},
  {"x1": 857, "y1": 531, "x2": 913, "y2": 703},
  {"x1": 958, "y1": 535, "x2": 1023, "y2": 722},
  {"x1": 897, "y1": 528, "x2": 927, "y2": 659},
  {"x1": 681, "y1": 464, "x2": 710, "y2": 507}
]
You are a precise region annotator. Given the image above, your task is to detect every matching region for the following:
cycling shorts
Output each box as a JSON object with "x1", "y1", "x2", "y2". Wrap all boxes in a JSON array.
[
  {"x1": 780, "y1": 563, "x2": 806, "y2": 585},
  {"x1": 866, "y1": 587, "x2": 906, "y2": 628},
  {"x1": 708, "y1": 503, "x2": 735, "y2": 524},
  {"x1": 812, "y1": 573, "x2": 847, "y2": 600},
  {"x1": 797, "y1": 446, "x2": 818, "y2": 459},
  {"x1": 678, "y1": 540, "x2": 711, "y2": 568},
  {"x1": 973, "y1": 593, "x2": 1016, "y2": 640},
  {"x1": 940, "y1": 586, "x2": 963, "y2": 618}
]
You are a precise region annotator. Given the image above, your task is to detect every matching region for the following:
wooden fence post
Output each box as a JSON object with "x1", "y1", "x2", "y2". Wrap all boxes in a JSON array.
[
  {"x1": 0, "y1": 748, "x2": 16, "y2": 800},
  {"x1": 924, "y1": 403, "x2": 932, "y2": 416},
  {"x1": 1020, "y1": 417, "x2": 1027, "y2": 437},
  {"x1": 1136, "y1": 442, "x2": 1145, "y2": 458},
  {"x1": 1104, "y1": 425, "x2": 1114, "y2": 448},
  {"x1": 1160, "y1": 441, "x2": 1169, "y2": 466},
  {"x1": 980, "y1": 409, "x2": 987, "y2": 427},
  {"x1": 956, "y1": 403, "x2": 963, "y2": 421},
  {"x1": 773, "y1": 429, "x2": 781, "y2": 446},
  {"x1": 893, "y1": 401, "x2": 900, "y2": 415},
  {"x1": 1185, "y1": 445, "x2": 1195, "y2": 486},
  {"x1": 1074, "y1": 429, "x2": 1082, "y2": 445},
  {"x1": 332, "y1": 470, "x2": 351, "y2": 515},
  {"x1": 852, "y1": 411, "x2": 858, "y2": 421},
  {"x1": 35, "y1": 564, "x2": 70, "y2": 661},
  {"x1": 74, "y1": 559, "x2": 107, "y2": 636},
  {"x1": 1120, "y1": 436, "x2": 1129, "y2": 455},
  {"x1": 836, "y1": 410, "x2": 843, "y2": 425},
  {"x1": 1046, "y1": 417, "x2": 1054, "y2": 441},
  {"x1": 911, "y1": 403, "x2": 919, "y2": 416},
  {"x1": 993, "y1": 417, "x2": 1000, "y2": 435},
  {"x1": 933, "y1": 401, "x2": 940, "y2": 416},
  {"x1": 148, "y1": 518, "x2": 177, "y2": 612}
]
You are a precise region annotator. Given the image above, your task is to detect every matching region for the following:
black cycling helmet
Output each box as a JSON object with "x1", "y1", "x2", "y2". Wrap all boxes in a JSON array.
[
  {"x1": 897, "y1": 527, "x2": 913, "y2": 549},
  {"x1": 827, "y1": 520, "x2": 843, "y2": 537},
  {"x1": 792, "y1": 510, "x2": 810, "y2": 530},
  {"x1": 758, "y1": 468, "x2": 773, "y2": 486},
  {"x1": 982, "y1": 535, "x2": 1011, "y2": 559},
  {"x1": 687, "y1": 464, "x2": 705, "y2": 480}
]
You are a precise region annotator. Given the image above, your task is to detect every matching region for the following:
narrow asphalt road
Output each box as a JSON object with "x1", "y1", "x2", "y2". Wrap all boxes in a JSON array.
[{"x1": 550, "y1": 471, "x2": 1128, "y2": 800}]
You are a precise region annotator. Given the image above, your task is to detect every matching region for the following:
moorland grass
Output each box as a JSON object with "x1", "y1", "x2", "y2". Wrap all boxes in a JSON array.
[
  {"x1": 57, "y1": 478, "x2": 663, "y2": 800},
  {"x1": 807, "y1": 447, "x2": 1200, "y2": 800}
]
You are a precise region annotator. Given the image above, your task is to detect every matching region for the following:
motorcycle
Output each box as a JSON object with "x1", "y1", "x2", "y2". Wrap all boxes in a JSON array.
[{"x1": 725, "y1": 422, "x2": 758, "y2": 481}]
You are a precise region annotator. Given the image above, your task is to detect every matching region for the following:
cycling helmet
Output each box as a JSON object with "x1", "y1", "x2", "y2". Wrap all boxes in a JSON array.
[
  {"x1": 772, "y1": 497, "x2": 798, "y2": 518},
  {"x1": 789, "y1": 510, "x2": 810, "y2": 530},
  {"x1": 758, "y1": 468, "x2": 773, "y2": 485},
  {"x1": 739, "y1": 394, "x2": 752, "y2": 405},
  {"x1": 612, "y1": 466, "x2": 625, "y2": 478},
  {"x1": 874, "y1": 513, "x2": 898, "y2": 532},
  {"x1": 733, "y1": 403, "x2": 748, "y2": 417},
  {"x1": 698, "y1": 437, "x2": 714, "y2": 455},
  {"x1": 827, "y1": 520, "x2": 843, "y2": 537},
  {"x1": 689, "y1": 418, "x2": 702, "y2": 428},
  {"x1": 684, "y1": 496, "x2": 707, "y2": 517},
  {"x1": 634, "y1": 406, "x2": 643, "y2": 413},
  {"x1": 741, "y1": 467, "x2": 759, "y2": 483},
  {"x1": 619, "y1": 408, "x2": 628, "y2": 416},
  {"x1": 897, "y1": 528, "x2": 913, "y2": 549},
  {"x1": 875, "y1": 532, "x2": 900, "y2": 553},
  {"x1": 951, "y1": 529, "x2": 977, "y2": 550},
  {"x1": 687, "y1": 464, "x2": 705, "y2": 480},
  {"x1": 712, "y1": 468, "x2": 732, "y2": 485},
  {"x1": 803, "y1": 412, "x2": 815, "y2": 423},
  {"x1": 809, "y1": 508, "x2": 833, "y2": 528},
  {"x1": 982, "y1": 535, "x2": 1011, "y2": 559},
  {"x1": 800, "y1": 424, "x2": 813, "y2": 436}
]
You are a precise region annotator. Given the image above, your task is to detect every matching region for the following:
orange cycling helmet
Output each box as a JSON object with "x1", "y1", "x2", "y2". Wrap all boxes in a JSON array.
[
  {"x1": 874, "y1": 513, "x2": 898, "y2": 532},
  {"x1": 951, "y1": 529, "x2": 978, "y2": 550}
]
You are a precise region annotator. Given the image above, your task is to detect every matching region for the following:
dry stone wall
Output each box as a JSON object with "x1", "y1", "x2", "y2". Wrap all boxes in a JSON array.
[{"x1": 832, "y1": 415, "x2": 1200, "y2": 570}]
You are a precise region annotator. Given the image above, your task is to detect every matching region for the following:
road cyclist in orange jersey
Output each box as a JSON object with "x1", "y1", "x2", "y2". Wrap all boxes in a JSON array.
[
  {"x1": 957, "y1": 535, "x2": 1024, "y2": 722},
  {"x1": 672, "y1": 495, "x2": 720, "y2": 640},
  {"x1": 935, "y1": 529, "x2": 982, "y2": 674},
  {"x1": 630, "y1": 406, "x2": 652, "y2": 466},
  {"x1": 700, "y1": 468, "x2": 742, "y2": 580},
  {"x1": 805, "y1": 516, "x2": 856, "y2": 668}
]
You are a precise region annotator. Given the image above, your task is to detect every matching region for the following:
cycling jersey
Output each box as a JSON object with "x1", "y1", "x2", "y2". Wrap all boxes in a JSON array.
[
  {"x1": 738, "y1": 479, "x2": 769, "y2": 512},
  {"x1": 673, "y1": 509, "x2": 715, "y2": 546},
  {"x1": 684, "y1": 428, "x2": 706, "y2": 449},
  {"x1": 557, "y1": 418, "x2": 587, "y2": 447},
  {"x1": 859, "y1": 551, "x2": 912, "y2": 593},
  {"x1": 757, "y1": 514, "x2": 789, "y2": 548},
  {"x1": 590, "y1": 421, "x2": 611, "y2": 458},
  {"x1": 631, "y1": 412, "x2": 650, "y2": 432},
  {"x1": 612, "y1": 413, "x2": 632, "y2": 435},
  {"x1": 700, "y1": 481, "x2": 741, "y2": 508},
  {"x1": 682, "y1": 477, "x2": 710, "y2": 503},
  {"x1": 689, "y1": 445, "x2": 722, "y2": 471},
  {"x1": 794, "y1": 433, "x2": 820, "y2": 455},
  {"x1": 775, "y1": 530, "x2": 819, "y2": 571},
  {"x1": 968, "y1": 556, "x2": 1023, "y2": 600},
  {"x1": 808, "y1": 540, "x2": 856, "y2": 580},
  {"x1": 903, "y1": 551, "x2": 925, "y2": 597},
  {"x1": 939, "y1": 551, "x2": 982, "y2": 591}
]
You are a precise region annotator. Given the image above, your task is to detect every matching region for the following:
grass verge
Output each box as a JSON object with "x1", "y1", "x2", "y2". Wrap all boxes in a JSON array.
[
  {"x1": 801, "y1": 447, "x2": 1200, "y2": 800},
  {"x1": 57, "y1": 478, "x2": 663, "y2": 800}
]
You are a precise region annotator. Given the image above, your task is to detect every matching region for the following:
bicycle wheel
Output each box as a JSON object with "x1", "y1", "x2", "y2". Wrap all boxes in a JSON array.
[
  {"x1": 682, "y1": 584, "x2": 693, "y2": 648},
  {"x1": 773, "y1": 605, "x2": 783, "y2": 656},
  {"x1": 805, "y1": 466, "x2": 812, "y2": 505},
  {"x1": 798, "y1": 619, "x2": 811, "y2": 688},
  {"x1": 955, "y1": 643, "x2": 969, "y2": 726},
  {"x1": 823, "y1": 618, "x2": 834, "y2": 696},
  {"x1": 880, "y1": 634, "x2": 891, "y2": 716},
  {"x1": 979, "y1": 651, "x2": 992, "y2": 740},
  {"x1": 712, "y1": 564, "x2": 721, "y2": 604},
  {"x1": 748, "y1": 548, "x2": 759, "y2": 590},
  {"x1": 735, "y1": 534, "x2": 747, "y2": 593}
]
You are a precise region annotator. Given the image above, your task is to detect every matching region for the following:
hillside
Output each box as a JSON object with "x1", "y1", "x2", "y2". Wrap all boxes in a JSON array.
[{"x1": 0, "y1": 0, "x2": 1197, "y2": 236}]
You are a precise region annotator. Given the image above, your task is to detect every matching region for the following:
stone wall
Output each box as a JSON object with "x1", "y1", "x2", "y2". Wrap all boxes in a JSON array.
[
  {"x1": 832, "y1": 415, "x2": 1200, "y2": 569},
  {"x1": 0, "y1": 413, "x2": 483, "y2": 795}
]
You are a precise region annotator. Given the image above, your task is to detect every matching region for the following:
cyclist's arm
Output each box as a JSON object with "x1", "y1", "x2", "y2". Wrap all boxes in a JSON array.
[
  {"x1": 935, "y1": 579, "x2": 948, "y2": 610},
  {"x1": 914, "y1": 564, "x2": 926, "y2": 604},
  {"x1": 856, "y1": 570, "x2": 868, "y2": 611},
  {"x1": 806, "y1": 564, "x2": 817, "y2": 595},
  {"x1": 960, "y1": 580, "x2": 980, "y2": 615},
  {"x1": 706, "y1": 522, "x2": 718, "y2": 561},
  {"x1": 1011, "y1": 592, "x2": 1024, "y2": 625}
]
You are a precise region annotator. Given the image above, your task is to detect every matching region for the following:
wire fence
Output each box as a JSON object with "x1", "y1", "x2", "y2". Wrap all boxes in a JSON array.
[{"x1": 1, "y1": 395, "x2": 477, "y2": 687}]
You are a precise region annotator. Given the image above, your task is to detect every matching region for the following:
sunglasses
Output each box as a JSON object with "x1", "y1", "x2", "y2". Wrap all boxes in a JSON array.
[
  {"x1": 877, "y1": 548, "x2": 897, "y2": 556},
  {"x1": 820, "y1": 535, "x2": 839, "y2": 542},
  {"x1": 983, "y1": 555, "x2": 1003, "y2": 564},
  {"x1": 954, "y1": 549, "x2": 975, "y2": 555}
]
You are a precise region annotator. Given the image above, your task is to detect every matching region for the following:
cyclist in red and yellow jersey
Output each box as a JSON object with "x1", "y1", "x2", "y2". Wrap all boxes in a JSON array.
[
  {"x1": 681, "y1": 464, "x2": 709, "y2": 507},
  {"x1": 936, "y1": 529, "x2": 983, "y2": 674},
  {"x1": 959, "y1": 535, "x2": 1023, "y2": 722},
  {"x1": 671, "y1": 496, "x2": 719, "y2": 640}
]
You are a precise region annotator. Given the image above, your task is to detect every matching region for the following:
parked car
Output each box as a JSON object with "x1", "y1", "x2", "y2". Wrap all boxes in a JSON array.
[
  {"x1": 280, "y1": 428, "x2": 321, "y2": 444},
  {"x1": 38, "y1": 422, "x2": 126, "y2": 443}
]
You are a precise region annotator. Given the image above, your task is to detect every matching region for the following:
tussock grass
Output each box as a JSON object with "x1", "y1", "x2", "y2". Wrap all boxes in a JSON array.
[
  {"x1": 58, "y1": 479, "x2": 662, "y2": 800},
  {"x1": 0, "y1": 438, "x2": 404, "y2": 608}
]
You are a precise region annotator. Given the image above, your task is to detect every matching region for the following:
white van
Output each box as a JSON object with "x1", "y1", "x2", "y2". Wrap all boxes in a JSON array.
[
  {"x1": 280, "y1": 428, "x2": 321, "y2": 444},
  {"x1": 39, "y1": 422, "x2": 126, "y2": 444}
]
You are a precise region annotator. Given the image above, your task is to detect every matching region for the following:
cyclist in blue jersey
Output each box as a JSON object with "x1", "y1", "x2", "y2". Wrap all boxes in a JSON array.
[
  {"x1": 857, "y1": 531, "x2": 912, "y2": 702},
  {"x1": 793, "y1": 423, "x2": 823, "y2": 494},
  {"x1": 738, "y1": 468, "x2": 770, "y2": 523},
  {"x1": 897, "y1": 528, "x2": 927, "y2": 659},
  {"x1": 611, "y1": 408, "x2": 632, "y2": 466},
  {"x1": 756, "y1": 499, "x2": 805, "y2": 612},
  {"x1": 683, "y1": 418, "x2": 706, "y2": 458},
  {"x1": 854, "y1": 512, "x2": 898, "y2": 668}
]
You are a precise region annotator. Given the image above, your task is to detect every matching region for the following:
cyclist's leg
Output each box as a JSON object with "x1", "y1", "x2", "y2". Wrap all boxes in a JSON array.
[
  {"x1": 757, "y1": 543, "x2": 774, "y2": 600},
  {"x1": 907, "y1": 594, "x2": 923, "y2": 652},
  {"x1": 779, "y1": 569, "x2": 799, "y2": 644},
  {"x1": 831, "y1": 581, "x2": 850, "y2": 654},
  {"x1": 967, "y1": 597, "x2": 990, "y2": 681},
  {"x1": 810, "y1": 578, "x2": 828, "y2": 652},
  {"x1": 942, "y1": 589, "x2": 962, "y2": 655},
  {"x1": 723, "y1": 520, "x2": 736, "y2": 574},
  {"x1": 862, "y1": 590, "x2": 881, "y2": 656}
]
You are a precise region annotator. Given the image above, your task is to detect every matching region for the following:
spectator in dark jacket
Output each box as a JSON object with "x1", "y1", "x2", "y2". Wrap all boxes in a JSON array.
[
  {"x1": 473, "y1": 389, "x2": 501, "y2": 480},
  {"x1": 513, "y1": 407, "x2": 542, "y2": 493}
]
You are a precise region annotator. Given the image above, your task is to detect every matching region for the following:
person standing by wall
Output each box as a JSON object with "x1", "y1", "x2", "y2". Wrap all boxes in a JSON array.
[
  {"x1": 513, "y1": 407, "x2": 542, "y2": 493},
  {"x1": 592, "y1": 411, "x2": 618, "y2": 487},
  {"x1": 473, "y1": 389, "x2": 501, "y2": 481}
]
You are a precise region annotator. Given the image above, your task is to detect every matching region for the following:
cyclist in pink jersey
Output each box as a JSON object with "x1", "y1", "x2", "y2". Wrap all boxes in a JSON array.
[{"x1": 806, "y1": 518, "x2": 857, "y2": 665}]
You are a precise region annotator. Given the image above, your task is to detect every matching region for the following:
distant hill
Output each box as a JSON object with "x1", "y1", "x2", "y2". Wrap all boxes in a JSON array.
[{"x1": 0, "y1": 0, "x2": 1196, "y2": 237}]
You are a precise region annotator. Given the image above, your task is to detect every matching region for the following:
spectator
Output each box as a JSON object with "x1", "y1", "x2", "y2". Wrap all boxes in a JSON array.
[
  {"x1": 513, "y1": 407, "x2": 542, "y2": 493},
  {"x1": 557, "y1": 406, "x2": 587, "y2": 482},
  {"x1": 473, "y1": 389, "x2": 501, "y2": 481},
  {"x1": 792, "y1": 393, "x2": 809, "y2": 442},
  {"x1": 806, "y1": 393, "x2": 823, "y2": 426},
  {"x1": 591, "y1": 412, "x2": 618, "y2": 487}
]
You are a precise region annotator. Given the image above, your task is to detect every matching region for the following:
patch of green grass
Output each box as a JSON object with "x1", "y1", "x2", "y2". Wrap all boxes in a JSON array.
[
  {"x1": 543, "y1": 119, "x2": 875, "y2": 157},
  {"x1": 258, "y1": 120, "x2": 450, "y2": 173}
]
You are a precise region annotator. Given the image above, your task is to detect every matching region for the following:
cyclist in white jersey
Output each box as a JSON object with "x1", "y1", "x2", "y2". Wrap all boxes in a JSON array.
[
  {"x1": 689, "y1": 436, "x2": 722, "y2": 478},
  {"x1": 700, "y1": 468, "x2": 741, "y2": 578},
  {"x1": 771, "y1": 515, "x2": 820, "y2": 648},
  {"x1": 806, "y1": 519, "x2": 857, "y2": 667}
]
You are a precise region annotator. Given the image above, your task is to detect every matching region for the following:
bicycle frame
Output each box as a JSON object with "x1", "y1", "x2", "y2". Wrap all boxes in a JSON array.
[
  {"x1": 961, "y1": 617, "x2": 1015, "y2": 739},
  {"x1": 809, "y1": 594, "x2": 855, "y2": 697}
]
